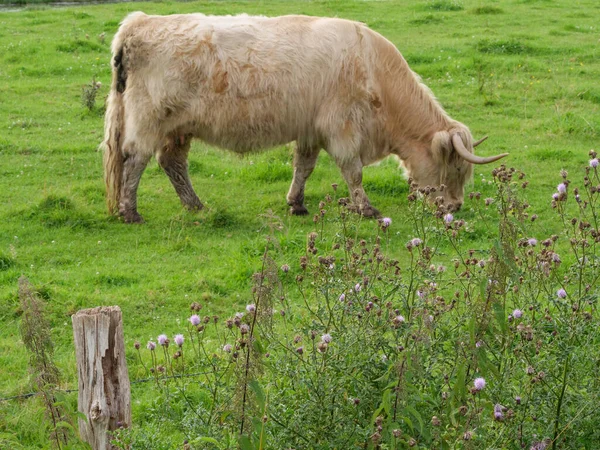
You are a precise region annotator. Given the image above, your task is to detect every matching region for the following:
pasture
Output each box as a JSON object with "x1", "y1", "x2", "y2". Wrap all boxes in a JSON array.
[{"x1": 0, "y1": 0, "x2": 599, "y2": 448}]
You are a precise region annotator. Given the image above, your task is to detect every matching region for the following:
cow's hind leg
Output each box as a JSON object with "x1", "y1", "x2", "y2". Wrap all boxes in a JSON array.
[
  {"x1": 287, "y1": 144, "x2": 320, "y2": 215},
  {"x1": 120, "y1": 150, "x2": 151, "y2": 223},
  {"x1": 157, "y1": 136, "x2": 204, "y2": 212}
]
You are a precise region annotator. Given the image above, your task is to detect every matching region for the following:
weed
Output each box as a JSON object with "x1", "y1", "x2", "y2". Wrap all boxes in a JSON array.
[{"x1": 81, "y1": 76, "x2": 102, "y2": 111}]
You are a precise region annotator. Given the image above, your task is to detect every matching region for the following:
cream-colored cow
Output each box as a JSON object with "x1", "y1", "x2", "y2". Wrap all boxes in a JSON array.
[{"x1": 102, "y1": 12, "x2": 506, "y2": 223}]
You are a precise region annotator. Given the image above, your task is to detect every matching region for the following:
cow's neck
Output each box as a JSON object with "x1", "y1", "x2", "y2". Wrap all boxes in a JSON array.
[{"x1": 375, "y1": 47, "x2": 452, "y2": 160}]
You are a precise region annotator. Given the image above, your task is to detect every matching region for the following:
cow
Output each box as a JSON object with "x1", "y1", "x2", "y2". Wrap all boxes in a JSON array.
[{"x1": 102, "y1": 12, "x2": 507, "y2": 223}]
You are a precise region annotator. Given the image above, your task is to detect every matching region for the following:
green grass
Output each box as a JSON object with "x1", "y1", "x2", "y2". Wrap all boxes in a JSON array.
[{"x1": 0, "y1": 0, "x2": 599, "y2": 447}]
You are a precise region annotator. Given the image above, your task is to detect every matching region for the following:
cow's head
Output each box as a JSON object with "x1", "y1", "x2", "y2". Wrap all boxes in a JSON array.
[{"x1": 401, "y1": 129, "x2": 507, "y2": 212}]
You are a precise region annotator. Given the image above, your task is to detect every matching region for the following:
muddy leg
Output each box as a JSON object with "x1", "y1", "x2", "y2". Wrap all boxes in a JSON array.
[
  {"x1": 286, "y1": 145, "x2": 320, "y2": 215},
  {"x1": 339, "y1": 161, "x2": 380, "y2": 218},
  {"x1": 119, "y1": 151, "x2": 151, "y2": 223},
  {"x1": 157, "y1": 137, "x2": 203, "y2": 211}
]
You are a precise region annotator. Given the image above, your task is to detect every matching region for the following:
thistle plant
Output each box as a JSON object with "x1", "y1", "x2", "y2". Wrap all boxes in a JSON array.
[{"x1": 122, "y1": 156, "x2": 599, "y2": 449}]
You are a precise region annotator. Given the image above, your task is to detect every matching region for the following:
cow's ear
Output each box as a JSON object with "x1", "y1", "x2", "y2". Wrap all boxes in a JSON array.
[{"x1": 431, "y1": 130, "x2": 452, "y2": 166}]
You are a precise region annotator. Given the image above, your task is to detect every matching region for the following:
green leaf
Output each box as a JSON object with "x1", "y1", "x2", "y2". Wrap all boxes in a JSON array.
[
  {"x1": 249, "y1": 380, "x2": 266, "y2": 411},
  {"x1": 191, "y1": 436, "x2": 222, "y2": 449},
  {"x1": 493, "y1": 301, "x2": 507, "y2": 333},
  {"x1": 238, "y1": 434, "x2": 254, "y2": 450},
  {"x1": 404, "y1": 405, "x2": 424, "y2": 435}
]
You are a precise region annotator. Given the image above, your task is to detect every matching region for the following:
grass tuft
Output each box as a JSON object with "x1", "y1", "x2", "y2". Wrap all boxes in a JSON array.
[
  {"x1": 476, "y1": 38, "x2": 536, "y2": 55},
  {"x1": 426, "y1": 0, "x2": 464, "y2": 11},
  {"x1": 471, "y1": 6, "x2": 503, "y2": 14}
]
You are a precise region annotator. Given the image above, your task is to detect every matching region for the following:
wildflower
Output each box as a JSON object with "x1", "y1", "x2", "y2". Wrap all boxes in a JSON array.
[
  {"x1": 381, "y1": 217, "x2": 392, "y2": 228},
  {"x1": 552, "y1": 193, "x2": 559, "y2": 201},
  {"x1": 339, "y1": 293, "x2": 346, "y2": 302},
  {"x1": 530, "y1": 440, "x2": 550, "y2": 450},
  {"x1": 321, "y1": 333, "x2": 332, "y2": 344},
  {"x1": 527, "y1": 238, "x2": 537, "y2": 246},
  {"x1": 317, "y1": 341, "x2": 328, "y2": 353},
  {"x1": 557, "y1": 183, "x2": 567, "y2": 194},
  {"x1": 590, "y1": 158, "x2": 599, "y2": 168},
  {"x1": 557, "y1": 288, "x2": 567, "y2": 299},
  {"x1": 157, "y1": 334, "x2": 168, "y2": 346},
  {"x1": 240, "y1": 324, "x2": 250, "y2": 334},
  {"x1": 478, "y1": 259, "x2": 486, "y2": 268},
  {"x1": 354, "y1": 283, "x2": 361, "y2": 292},
  {"x1": 393, "y1": 315, "x2": 405, "y2": 327},
  {"x1": 485, "y1": 197, "x2": 494, "y2": 206},
  {"x1": 174, "y1": 334, "x2": 184, "y2": 347},
  {"x1": 411, "y1": 238, "x2": 422, "y2": 247},
  {"x1": 189, "y1": 314, "x2": 201, "y2": 326},
  {"x1": 246, "y1": 304, "x2": 256, "y2": 313},
  {"x1": 134, "y1": 341, "x2": 140, "y2": 350},
  {"x1": 147, "y1": 341, "x2": 156, "y2": 351},
  {"x1": 473, "y1": 377, "x2": 486, "y2": 391},
  {"x1": 444, "y1": 213, "x2": 454, "y2": 224},
  {"x1": 551, "y1": 253, "x2": 561, "y2": 264},
  {"x1": 515, "y1": 396, "x2": 521, "y2": 405},
  {"x1": 476, "y1": 340, "x2": 483, "y2": 348},
  {"x1": 223, "y1": 344, "x2": 232, "y2": 353},
  {"x1": 512, "y1": 309, "x2": 523, "y2": 319},
  {"x1": 416, "y1": 289, "x2": 424, "y2": 298},
  {"x1": 463, "y1": 431, "x2": 473, "y2": 441},
  {"x1": 296, "y1": 346, "x2": 304, "y2": 355},
  {"x1": 280, "y1": 264, "x2": 290, "y2": 273},
  {"x1": 235, "y1": 312, "x2": 244, "y2": 320},
  {"x1": 494, "y1": 404, "x2": 504, "y2": 421}
]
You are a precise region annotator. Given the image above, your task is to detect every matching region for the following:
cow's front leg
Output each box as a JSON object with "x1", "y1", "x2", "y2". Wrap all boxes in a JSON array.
[
  {"x1": 157, "y1": 136, "x2": 204, "y2": 212},
  {"x1": 119, "y1": 151, "x2": 151, "y2": 223},
  {"x1": 340, "y1": 161, "x2": 381, "y2": 218},
  {"x1": 286, "y1": 145, "x2": 319, "y2": 215}
]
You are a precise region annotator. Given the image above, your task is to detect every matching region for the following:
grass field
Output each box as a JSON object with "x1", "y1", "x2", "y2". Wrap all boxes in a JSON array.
[{"x1": 0, "y1": 0, "x2": 599, "y2": 448}]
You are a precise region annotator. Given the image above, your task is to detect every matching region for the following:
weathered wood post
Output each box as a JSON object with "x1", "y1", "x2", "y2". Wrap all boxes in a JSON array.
[{"x1": 72, "y1": 306, "x2": 131, "y2": 450}]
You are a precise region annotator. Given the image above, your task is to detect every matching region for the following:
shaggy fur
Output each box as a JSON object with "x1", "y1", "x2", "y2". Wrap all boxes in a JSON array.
[{"x1": 102, "y1": 12, "x2": 483, "y2": 223}]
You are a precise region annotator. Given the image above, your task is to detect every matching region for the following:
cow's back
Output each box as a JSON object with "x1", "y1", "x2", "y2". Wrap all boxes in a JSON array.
[{"x1": 115, "y1": 13, "x2": 377, "y2": 152}]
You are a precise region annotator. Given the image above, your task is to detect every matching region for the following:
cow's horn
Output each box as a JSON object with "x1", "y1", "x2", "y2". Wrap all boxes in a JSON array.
[
  {"x1": 452, "y1": 134, "x2": 508, "y2": 165},
  {"x1": 473, "y1": 135, "x2": 488, "y2": 147}
]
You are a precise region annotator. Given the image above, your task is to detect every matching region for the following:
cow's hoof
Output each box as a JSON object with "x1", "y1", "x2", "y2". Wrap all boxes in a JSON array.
[
  {"x1": 289, "y1": 205, "x2": 309, "y2": 216},
  {"x1": 120, "y1": 211, "x2": 144, "y2": 224},
  {"x1": 360, "y1": 205, "x2": 381, "y2": 219}
]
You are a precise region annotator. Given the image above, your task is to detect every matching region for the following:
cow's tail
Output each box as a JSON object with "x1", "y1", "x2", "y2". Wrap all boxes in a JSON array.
[{"x1": 101, "y1": 35, "x2": 128, "y2": 216}]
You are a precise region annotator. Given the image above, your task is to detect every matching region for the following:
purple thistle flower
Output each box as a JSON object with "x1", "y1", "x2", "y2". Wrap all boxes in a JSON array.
[
  {"x1": 157, "y1": 334, "x2": 168, "y2": 346},
  {"x1": 444, "y1": 213, "x2": 454, "y2": 224},
  {"x1": 551, "y1": 253, "x2": 561, "y2": 264},
  {"x1": 590, "y1": 158, "x2": 599, "y2": 168},
  {"x1": 339, "y1": 293, "x2": 346, "y2": 302},
  {"x1": 174, "y1": 334, "x2": 184, "y2": 347},
  {"x1": 512, "y1": 309, "x2": 523, "y2": 319},
  {"x1": 246, "y1": 304, "x2": 256, "y2": 313},
  {"x1": 280, "y1": 264, "x2": 290, "y2": 273},
  {"x1": 557, "y1": 183, "x2": 567, "y2": 194},
  {"x1": 381, "y1": 217, "x2": 392, "y2": 228},
  {"x1": 557, "y1": 288, "x2": 567, "y2": 299},
  {"x1": 416, "y1": 289, "x2": 425, "y2": 298},
  {"x1": 354, "y1": 283, "x2": 361, "y2": 292},
  {"x1": 296, "y1": 346, "x2": 304, "y2": 355},
  {"x1": 223, "y1": 344, "x2": 232, "y2": 353},
  {"x1": 552, "y1": 193, "x2": 559, "y2": 201},
  {"x1": 494, "y1": 404, "x2": 504, "y2": 421},
  {"x1": 527, "y1": 238, "x2": 538, "y2": 246},
  {"x1": 321, "y1": 333, "x2": 332, "y2": 344},
  {"x1": 411, "y1": 238, "x2": 422, "y2": 247},
  {"x1": 473, "y1": 377, "x2": 486, "y2": 391},
  {"x1": 189, "y1": 314, "x2": 201, "y2": 326},
  {"x1": 393, "y1": 315, "x2": 405, "y2": 326},
  {"x1": 475, "y1": 340, "x2": 483, "y2": 348},
  {"x1": 147, "y1": 341, "x2": 156, "y2": 351},
  {"x1": 240, "y1": 324, "x2": 250, "y2": 334},
  {"x1": 235, "y1": 312, "x2": 244, "y2": 319}
]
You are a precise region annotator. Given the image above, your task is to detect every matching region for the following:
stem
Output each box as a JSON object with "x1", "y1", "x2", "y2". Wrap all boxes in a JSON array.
[{"x1": 552, "y1": 354, "x2": 570, "y2": 450}]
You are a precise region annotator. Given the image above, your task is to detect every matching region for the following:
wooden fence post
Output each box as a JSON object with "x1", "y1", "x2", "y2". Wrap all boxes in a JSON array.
[{"x1": 72, "y1": 306, "x2": 131, "y2": 450}]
